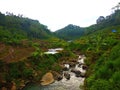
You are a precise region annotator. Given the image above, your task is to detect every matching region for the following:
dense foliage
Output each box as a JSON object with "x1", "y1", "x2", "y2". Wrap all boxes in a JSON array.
[
  {"x1": 0, "y1": 4, "x2": 120, "y2": 90},
  {"x1": 82, "y1": 9, "x2": 120, "y2": 90},
  {"x1": 65, "y1": 24, "x2": 120, "y2": 90},
  {"x1": 85, "y1": 10, "x2": 120, "y2": 34},
  {"x1": 56, "y1": 8, "x2": 120, "y2": 90},
  {"x1": 54, "y1": 24, "x2": 84, "y2": 40},
  {"x1": 55, "y1": 10, "x2": 120, "y2": 40},
  {"x1": 0, "y1": 12, "x2": 52, "y2": 44},
  {"x1": 84, "y1": 26, "x2": 120, "y2": 90}
]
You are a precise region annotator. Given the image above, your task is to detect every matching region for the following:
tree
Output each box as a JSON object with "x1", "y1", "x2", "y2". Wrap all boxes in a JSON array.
[
  {"x1": 96, "y1": 16, "x2": 105, "y2": 24},
  {"x1": 111, "y1": 2, "x2": 120, "y2": 11},
  {"x1": 0, "y1": 12, "x2": 5, "y2": 26}
]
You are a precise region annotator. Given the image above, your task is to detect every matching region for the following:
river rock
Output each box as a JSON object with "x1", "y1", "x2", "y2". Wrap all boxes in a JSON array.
[
  {"x1": 69, "y1": 62, "x2": 76, "y2": 68},
  {"x1": 71, "y1": 69, "x2": 81, "y2": 77},
  {"x1": 41, "y1": 72, "x2": 54, "y2": 85},
  {"x1": 52, "y1": 71, "x2": 63, "y2": 81},
  {"x1": 57, "y1": 74, "x2": 63, "y2": 81},
  {"x1": 82, "y1": 65, "x2": 88, "y2": 70},
  {"x1": 75, "y1": 71, "x2": 81, "y2": 77},
  {"x1": 64, "y1": 72, "x2": 70, "y2": 80},
  {"x1": 62, "y1": 67, "x2": 69, "y2": 71},
  {"x1": 71, "y1": 68, "x2": 80, "y2": 73}
]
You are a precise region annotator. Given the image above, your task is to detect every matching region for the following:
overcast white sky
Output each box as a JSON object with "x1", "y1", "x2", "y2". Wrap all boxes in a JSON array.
[{"x1": 0, "y1": 0, "x2": 119, "y2": 31}]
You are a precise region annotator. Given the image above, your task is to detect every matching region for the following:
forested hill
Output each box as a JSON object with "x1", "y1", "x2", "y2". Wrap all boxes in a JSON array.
[
  {"x1": 54, "y1": 24, "x2": 84, "y2": 40},
  {"x1": 0, "y1": 12, "x2": 52, "y2": 44},
  {"x1": 54, "y1": 9, "x2": 120, "y2": 40},
  {"x1": 0, "y1": 3, "x2": 120, "y2": 90},
  {"x1": 1, "y1": 9, "x2": 120, "y2": 43},
  {"x1": 85, "y1": 9, "x2": 120, "y2": 34}
]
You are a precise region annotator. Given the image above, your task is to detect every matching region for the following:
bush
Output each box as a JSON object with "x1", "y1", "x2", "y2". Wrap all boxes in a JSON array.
[
  {"x1": 95, "y1": 66, "x2": 112, "y2": 80},
  {"x1": 22, "y1": 68, "x2": 33, "y2": 78},
  {"x1": 89, "y1": 79, "x2": 111, "y2": 90},
  {"x1": 86, "y1": 75, "x2": 95, "y2": 88},
  {"x1": 110, "y1": 71, "x2": 120, "y2": 90}
]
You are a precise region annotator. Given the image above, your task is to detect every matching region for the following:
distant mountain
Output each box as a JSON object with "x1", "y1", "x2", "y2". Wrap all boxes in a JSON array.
[{"x1": 54, "y1": 24, "x2": 84, "y2": 40}]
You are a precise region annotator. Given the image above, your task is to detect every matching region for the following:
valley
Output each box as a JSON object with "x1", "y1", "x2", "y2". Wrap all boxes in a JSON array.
[{"x1": 0, "y1": 5, "x2": 120, "y2": 90}]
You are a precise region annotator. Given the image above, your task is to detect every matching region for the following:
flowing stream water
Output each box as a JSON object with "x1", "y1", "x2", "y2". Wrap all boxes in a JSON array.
[{"x1": 23, "y1": 55, "x2": 86, "y2": 90}]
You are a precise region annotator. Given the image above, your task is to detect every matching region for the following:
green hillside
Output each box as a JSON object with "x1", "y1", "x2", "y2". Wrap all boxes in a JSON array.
[
  {"x1": 85, "y1": 10, "x2": 120, "y2": 35},
  {"x1": 71, "y1": 25, "x2": 120, "y2": 90},
  {"x1": 0, "y1": 12, "x2": 52, "y2": 45},
  {"x1": 55, "y1": 10, "x2": 120, "y2": 40},
  {"x1": 54, "y1": 24, "x2": 84, "y2": 40},
  {"x1": 57, "y1": 9, "x2": 120, "y2": 90},
  {"x1": 0, "y1": 4, "x2": 120, "y2": 90}
]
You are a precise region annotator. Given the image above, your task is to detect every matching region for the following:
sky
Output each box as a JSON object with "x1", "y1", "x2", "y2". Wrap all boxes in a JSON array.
[{"x1": 0, "y1": 0, "x2": 119, "y2": 31}]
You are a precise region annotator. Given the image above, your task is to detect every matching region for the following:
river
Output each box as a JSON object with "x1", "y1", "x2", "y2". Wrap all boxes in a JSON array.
[{"x1": 23, "y1": 55, "x2": 86, "y2": 90}]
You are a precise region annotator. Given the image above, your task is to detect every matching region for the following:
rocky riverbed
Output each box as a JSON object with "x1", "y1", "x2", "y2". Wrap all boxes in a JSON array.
[{"x1": 23, "y1": 55, "x2": 87, "y2": 90}]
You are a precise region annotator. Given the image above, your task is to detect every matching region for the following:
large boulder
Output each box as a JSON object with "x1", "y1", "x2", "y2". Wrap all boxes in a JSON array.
[{"x1": 41, "y1": 72, "x2": 54, "y2": 85}]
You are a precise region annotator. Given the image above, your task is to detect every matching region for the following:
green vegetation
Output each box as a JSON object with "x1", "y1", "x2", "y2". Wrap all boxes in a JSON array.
[
  {"x1": 55, "y1": 9, "x2": 120, "y2": 90},
  {"x1": 54, "y1": 24, "x2": 84, "y2": 40},
  {"x1": 83, "y1": 26, "x2": 120, "y2": 90},
  {"x1": 0, "y1": 12, "x2": 52, "y2": 45},
  {"x1": 0, "y1": 4, "x2": 120, "y2": 90}
]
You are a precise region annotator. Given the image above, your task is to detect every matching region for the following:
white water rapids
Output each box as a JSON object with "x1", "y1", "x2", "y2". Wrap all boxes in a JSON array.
[{"x1": 23, "y1": 55, "x2": 86, "y2": 90}]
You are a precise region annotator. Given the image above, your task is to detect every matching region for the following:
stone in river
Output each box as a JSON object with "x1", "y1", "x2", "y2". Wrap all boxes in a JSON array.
[
  {"x1": 71, "y1": 69, "x2": 81, "y2": 77},
  {"x1": 64, "y1": 72, "x2": 70, "y2": 80},
  {"x1": 57, "y1": 74, "x2": 63, "y2": 81},
  {"x1": 75, "y1": 71, "x2": 81, "y2": 77},
  {"x1": 41, "y1": 72, "x2": 54, "y2": 85},
  {"x1": 62, "y1": 67, "x2": 69, "y2": 71},
  {"x1": 82, "y1": 65, "x2": 88, "y2": 70}
]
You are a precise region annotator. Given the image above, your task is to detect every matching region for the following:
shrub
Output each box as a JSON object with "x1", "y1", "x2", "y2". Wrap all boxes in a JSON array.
[
  {"x1": 90, "y1": 79, "x2": 111, "y2": 90},
  {"x1": 110, "y1": 71, "x2": 120, "y2": 90}
]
